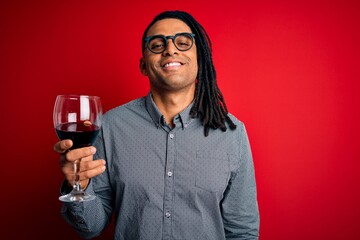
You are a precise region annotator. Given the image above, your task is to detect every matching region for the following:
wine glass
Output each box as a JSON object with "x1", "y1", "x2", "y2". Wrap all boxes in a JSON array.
[{"x1": 53, "y1": 95, "x2": 102, "y2": 202}]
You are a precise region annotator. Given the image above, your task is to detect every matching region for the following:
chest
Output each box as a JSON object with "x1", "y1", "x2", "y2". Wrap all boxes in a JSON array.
[{"x1": 105, "y1": 126, "x2": 239, "y2": 196}]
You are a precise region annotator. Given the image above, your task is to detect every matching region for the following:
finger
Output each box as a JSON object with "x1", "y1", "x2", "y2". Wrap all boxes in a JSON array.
[
  {"x1": 60, "y1": 158, "x2": 76, "y2": 177},
  {"x1": 80, "y1": 159, "x2": 106, "y2": 172},
  {"x1": 64, "y1": 161, "x2": 106, "y2": 184},
  {"x1": 59, "y1": 153, "x2": 92, "y2": 168},
  {"x1": 61, "y1": 159, "x2": 105, "y2": 180},
  {"x1": 53, "y1": 140, "x2": 73, "y2": 153},
  {"x1": 65, "y1": 147, "x2": 96, "y2": 162},
  {"x1": 79, "y1": 163, "x2": 106, "y2": 180}
]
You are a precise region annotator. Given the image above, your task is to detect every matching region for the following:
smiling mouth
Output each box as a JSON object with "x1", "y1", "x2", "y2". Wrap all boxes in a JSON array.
[{"x1": 162, "y1": 62, "x2": 182, "y2": 68}]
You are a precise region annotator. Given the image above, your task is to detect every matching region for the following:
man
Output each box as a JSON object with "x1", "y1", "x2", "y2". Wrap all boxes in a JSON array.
[{"x1": 54, "y1": 10, "x2": 259, "y2": 240}]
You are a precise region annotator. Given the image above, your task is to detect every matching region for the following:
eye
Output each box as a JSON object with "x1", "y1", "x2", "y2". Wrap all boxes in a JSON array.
[
  {"x1": 177, "y1": 41, "x2": 190, "y2": 46},
  {"x1": 175, "y1": 35, "x2": 193, "y2": 49},
  {"x1": 149, "y1": 37, "x2": 165, "y2": 51}
]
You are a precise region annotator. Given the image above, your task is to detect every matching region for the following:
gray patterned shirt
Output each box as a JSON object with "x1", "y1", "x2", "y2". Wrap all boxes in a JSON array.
[{"x1": 61, "y1": 93, "x2": 259, "y2": 240}]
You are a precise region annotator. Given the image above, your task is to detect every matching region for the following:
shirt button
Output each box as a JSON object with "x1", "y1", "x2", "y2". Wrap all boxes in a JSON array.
[
  {"x1": 167, "y1": 171, "x2": 173, "y2": 177},
  {"x1": 165, "y1": 212, "x2": 171, "y2": 218},
  {"x1": 169, "y1": 133, "x2": 174, "y2": 139}
]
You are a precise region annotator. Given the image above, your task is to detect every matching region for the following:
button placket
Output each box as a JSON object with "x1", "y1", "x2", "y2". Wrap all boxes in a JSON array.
[
  {"x1": 163, "y1": 130, "x2": 176, "y2": 239},
  {"x1": 167, "y1": 132, "x2": 174, "y2": 179}
]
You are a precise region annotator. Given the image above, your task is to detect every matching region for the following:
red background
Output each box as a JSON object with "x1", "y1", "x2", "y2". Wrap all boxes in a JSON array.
[{"x1": 1, "y1": 0, "x2": 359, "y2": 239}]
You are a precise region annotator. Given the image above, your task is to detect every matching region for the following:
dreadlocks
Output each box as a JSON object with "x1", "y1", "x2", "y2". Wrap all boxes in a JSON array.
[{"x1": 142, "y1": 10, "x2": 236, "y2": 136}]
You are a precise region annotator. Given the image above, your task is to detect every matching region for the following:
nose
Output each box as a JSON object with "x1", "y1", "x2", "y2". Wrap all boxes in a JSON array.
[{"x1": 162, "y1": 39, "x2": 178, "y2": 56}]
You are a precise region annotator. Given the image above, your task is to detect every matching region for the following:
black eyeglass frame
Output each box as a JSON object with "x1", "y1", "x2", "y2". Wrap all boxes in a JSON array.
[{"x1": 143, "y1": 32, "x2": 196, "y2": 54}]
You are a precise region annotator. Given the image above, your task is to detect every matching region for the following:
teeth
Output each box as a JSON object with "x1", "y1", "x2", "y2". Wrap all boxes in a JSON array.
[{"x1": 164, "y1": 62, "x2": 181, "y2": 67}]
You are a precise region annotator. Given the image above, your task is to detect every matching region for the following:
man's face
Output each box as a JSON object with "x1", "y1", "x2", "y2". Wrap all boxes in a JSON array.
[{"x1": 140, "y1": 18, "x2": 198, "y2": 94}]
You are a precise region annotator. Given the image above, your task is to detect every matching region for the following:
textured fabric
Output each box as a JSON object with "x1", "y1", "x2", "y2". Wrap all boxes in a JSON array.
[{"x1": 61, "y1": 93, "x2": 260, "y2": 240}]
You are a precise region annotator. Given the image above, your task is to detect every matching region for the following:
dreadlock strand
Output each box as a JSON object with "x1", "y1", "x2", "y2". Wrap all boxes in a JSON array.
[{"x1": 226, "y1": 116, "x2": 237, "y2": 130}]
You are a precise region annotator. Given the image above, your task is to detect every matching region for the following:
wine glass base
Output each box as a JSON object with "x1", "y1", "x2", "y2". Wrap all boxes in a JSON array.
[{"x1": 59, "y1": 192, "x2": 96, "y2": 202}]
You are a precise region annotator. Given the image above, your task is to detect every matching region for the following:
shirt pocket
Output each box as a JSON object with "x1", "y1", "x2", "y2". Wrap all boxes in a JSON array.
[{"x1": 195, "y1": 151, "x2": 230, "y2": 192}]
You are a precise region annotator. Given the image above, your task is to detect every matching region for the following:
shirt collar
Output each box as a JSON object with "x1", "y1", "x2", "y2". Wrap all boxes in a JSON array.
[
  {"x1": 145, "y1": 92, "x2": 194, "y2": 129},
  {"x1": 145, "y1": 93, "x2": 162, "y2": 128},
  {"x1": 177, "y1": 100, "x2": 194, "y2": 130}
]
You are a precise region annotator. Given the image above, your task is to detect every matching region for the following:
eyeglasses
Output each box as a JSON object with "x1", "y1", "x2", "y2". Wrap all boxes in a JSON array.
[{"x1": 144, "y1": 32, "x2": 196, "y2": 54}]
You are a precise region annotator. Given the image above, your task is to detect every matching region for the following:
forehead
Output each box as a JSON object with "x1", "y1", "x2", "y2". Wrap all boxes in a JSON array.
[{"x1": 147, "y1": 18, "x2": 192, "y2": 36}]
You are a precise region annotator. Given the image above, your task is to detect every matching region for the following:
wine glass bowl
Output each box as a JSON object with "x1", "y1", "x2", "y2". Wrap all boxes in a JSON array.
[{"x1": 53, "y1": 95, "x2": 102, "y2": 202}]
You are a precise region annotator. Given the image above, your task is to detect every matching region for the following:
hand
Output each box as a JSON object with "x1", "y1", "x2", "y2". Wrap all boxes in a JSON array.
[{"x1": 53, "y1": 140, "x2": 106, "y2": 189}]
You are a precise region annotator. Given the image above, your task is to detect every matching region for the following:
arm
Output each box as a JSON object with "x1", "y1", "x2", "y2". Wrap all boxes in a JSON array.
[
  {"x1": 221, "y1": 124, "x2": 260, "y2": 239},
  {"x1": 55, "y1": 130, "x2": 114, "y2": 239}
]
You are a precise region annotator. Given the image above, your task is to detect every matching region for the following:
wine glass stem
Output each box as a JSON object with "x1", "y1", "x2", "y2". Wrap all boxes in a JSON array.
[{"x1": 73, "y1": 159, "x2": 81, "y2": 192}]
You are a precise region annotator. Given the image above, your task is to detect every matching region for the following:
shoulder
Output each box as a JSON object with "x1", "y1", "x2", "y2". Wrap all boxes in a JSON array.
[
  {"x1": 103, "y1": 97, "x2": 146, "y2": 120},
  {"x1": 225, "y1": 113, "x2": 251, "y2": 146},
  {"x1": 227, "y1": 112, "x2": 246, "y2": 131}
]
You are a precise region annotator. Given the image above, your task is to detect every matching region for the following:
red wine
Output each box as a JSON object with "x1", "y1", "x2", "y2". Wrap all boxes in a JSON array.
[{"x1": 55, "y1": 121, "x2": 100, "y2": 149}]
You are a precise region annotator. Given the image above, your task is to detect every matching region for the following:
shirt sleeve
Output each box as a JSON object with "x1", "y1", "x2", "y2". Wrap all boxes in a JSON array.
[
  {"x1": 221, "y1": 123, "x2": 260, "y2": 239},
  {"x1": 60, "y1": 128, "x2": 114, "y2": 239}
]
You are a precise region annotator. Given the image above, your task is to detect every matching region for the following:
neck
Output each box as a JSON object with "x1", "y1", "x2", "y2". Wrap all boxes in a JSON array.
[{"x1": 151, "y1": 90, "x2": 194, "y2": 128}]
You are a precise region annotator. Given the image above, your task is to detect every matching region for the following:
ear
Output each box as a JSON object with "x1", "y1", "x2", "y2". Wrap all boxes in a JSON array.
[{"x1": 140, "y1": 58, "x2": 148, "y2": 76}]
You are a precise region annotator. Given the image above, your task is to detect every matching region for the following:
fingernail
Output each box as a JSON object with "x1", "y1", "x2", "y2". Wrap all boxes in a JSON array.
[
  {"x1": 102, "y1": 160, "x2": 106, "y2": 165},
  {"x1": 65, "y1": 140, "x2": 71, "y2": 147},
  {"x1": 90, "y1": 147, "x2": 96, "y2": 154}
]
